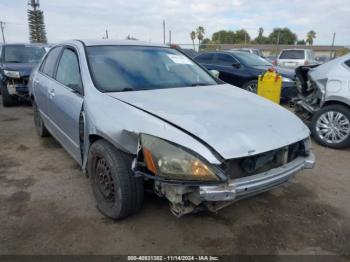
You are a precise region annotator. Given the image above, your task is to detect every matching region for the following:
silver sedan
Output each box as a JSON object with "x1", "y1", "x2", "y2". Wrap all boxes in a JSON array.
[{"x1": 29, "y1": 40, "x2": 315, "y2": 219}]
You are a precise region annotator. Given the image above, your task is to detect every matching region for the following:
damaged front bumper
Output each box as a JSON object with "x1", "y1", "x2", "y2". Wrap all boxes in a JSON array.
[
  {"x1": 151, "y1": 153, "x2": 315, "y2": 217},
  {"x1": 199, "y1": 153, "x2": 315, "y2": 202}
]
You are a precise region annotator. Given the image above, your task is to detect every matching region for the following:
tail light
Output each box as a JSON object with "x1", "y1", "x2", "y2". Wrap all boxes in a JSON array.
[{"x1": 304, "y1": 60, "x2": 309, "y2": 66}]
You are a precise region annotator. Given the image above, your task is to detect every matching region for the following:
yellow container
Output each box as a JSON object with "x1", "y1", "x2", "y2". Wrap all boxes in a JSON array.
[{"x1": 257, "y1": 70, "x2": 282, "y2": 104}]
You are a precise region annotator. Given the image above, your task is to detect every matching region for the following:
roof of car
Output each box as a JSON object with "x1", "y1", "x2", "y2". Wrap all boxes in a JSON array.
[{"x1": 78, "y1": 39, "x2": 167, "y2": 47}]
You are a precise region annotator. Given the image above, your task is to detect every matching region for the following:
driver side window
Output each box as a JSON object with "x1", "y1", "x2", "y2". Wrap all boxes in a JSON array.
[{"x1": 56, "y1": 48, "x2": 83, "y2": 94}]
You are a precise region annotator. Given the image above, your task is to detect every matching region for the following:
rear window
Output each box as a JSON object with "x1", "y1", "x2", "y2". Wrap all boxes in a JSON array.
[{"x1": 279, "y1": 50, "x2": 305, "y2": 60}]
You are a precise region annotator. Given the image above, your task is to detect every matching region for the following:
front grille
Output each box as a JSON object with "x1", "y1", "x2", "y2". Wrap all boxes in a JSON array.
[{"x1": 222, "y1": 141, "x2": 306, "y2": 180}]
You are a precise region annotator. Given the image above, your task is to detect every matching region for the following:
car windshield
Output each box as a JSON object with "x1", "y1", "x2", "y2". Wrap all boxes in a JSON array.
[
  {"x1": 232, "y1": 52, "x2": 271, "y2": 66},
  {"x1": 4, "y1": 45, "x2": 46, "y2": 63},
  {"x1": 86, "y1": 46, "x2": 217, "y2": 92},
  {"x1": 279, "y1": 50, "x2": 305, "y2": 59}
]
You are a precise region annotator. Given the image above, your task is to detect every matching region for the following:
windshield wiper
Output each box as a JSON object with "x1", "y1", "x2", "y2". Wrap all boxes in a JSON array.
[{"x1": 5, "y1": 60, "x2": 22, "y2": 63}]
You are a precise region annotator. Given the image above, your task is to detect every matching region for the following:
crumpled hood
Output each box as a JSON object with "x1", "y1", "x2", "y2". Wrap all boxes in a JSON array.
[
  {"x1": 2, "y1": 63, "x2": 36, "y2": 77},
  {"x1": 108, "y1": 84, "x2": 309, "y2": 159}
]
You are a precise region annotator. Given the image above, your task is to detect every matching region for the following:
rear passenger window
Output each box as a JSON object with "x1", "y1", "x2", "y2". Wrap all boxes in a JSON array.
[
  {"x1": 345, "y1": 60, "x2": 350, "y2": 69},
  {"x1": 41, "y1": 46, "x2": 63, "y2": 77}
]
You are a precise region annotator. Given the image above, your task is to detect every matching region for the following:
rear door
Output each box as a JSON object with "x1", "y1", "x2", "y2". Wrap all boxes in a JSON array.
[
  {"x1": 34, "y1": 46, "x2": 63, "y2": 123},
  {"x1": 47, "y1": 46, "x2": 84, "y2": 164}
]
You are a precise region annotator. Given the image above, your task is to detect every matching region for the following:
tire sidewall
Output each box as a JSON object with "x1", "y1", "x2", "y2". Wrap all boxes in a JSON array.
[
  {"x1": 311, "y1": 104, "x2": 350, "y2": 149},
  {"x1": 88, "y1": 142, "x2": 123, "y2": 218}
]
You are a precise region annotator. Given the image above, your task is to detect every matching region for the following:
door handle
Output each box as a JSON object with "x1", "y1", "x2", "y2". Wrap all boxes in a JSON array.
[{"x1": 48, "y1": 88, "x2": 55, "y2": 98}]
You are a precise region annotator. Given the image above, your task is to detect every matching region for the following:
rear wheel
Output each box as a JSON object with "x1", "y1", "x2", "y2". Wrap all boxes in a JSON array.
[
  {"x1": 242, "y1": 80, "x2": 258, "y2": 94},
  {"x1": 1, "y1": 82, "x2": 18, "y2": 107},
  {"x1": 311, "y1": 104, "x2": 350, "y2": 149},
  {"x1": 87, "y1": 140, "x2": 144, "y2": 220}
]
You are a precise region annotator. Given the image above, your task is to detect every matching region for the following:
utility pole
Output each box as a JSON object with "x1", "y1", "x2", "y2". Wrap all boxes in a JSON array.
[
  {"x1": 169, "y1": 30, "x2": 172, "y2": 45},
  {"x1": 0, "y1": 21, "x2": 5, "y2": 44},
  {"x1": 163, "y1": 20, "x2": 165, "y2": 44},
  {"x1": 330, "y1": 32, "x2": 336, "y2": 59},
  {"x1": 105, "y1": 29, "x2": 109, "y2": 39}
]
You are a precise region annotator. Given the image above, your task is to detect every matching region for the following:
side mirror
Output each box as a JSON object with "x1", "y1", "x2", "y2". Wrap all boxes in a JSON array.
[
  {"x1": 209, "y1": 69, "x2": 220, "y2": 78},
  {"x1": 232, "y1": 62, "x2": 241, "y2": 68}
]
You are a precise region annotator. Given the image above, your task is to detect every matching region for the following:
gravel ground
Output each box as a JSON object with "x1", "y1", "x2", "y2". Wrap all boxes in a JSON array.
[{"x1": 0, "y1": 99, "x2": 349, "y2": 256}]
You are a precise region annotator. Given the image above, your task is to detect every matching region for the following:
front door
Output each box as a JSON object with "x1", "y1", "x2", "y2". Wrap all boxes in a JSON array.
[{"x1": 47, "y1": 47, "x2": 84, "y2": 164}]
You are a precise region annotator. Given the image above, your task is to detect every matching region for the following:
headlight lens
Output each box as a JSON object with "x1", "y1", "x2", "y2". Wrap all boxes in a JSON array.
[
  {"x1": 140, "y1": 134, "x2": 219, "y2": 181},
  {"x1": 282, "y1": 76, "x2": 294, "y2": 83},
  {"x1": 4, "y1": 70, "x2": 20, "y2": 79}
]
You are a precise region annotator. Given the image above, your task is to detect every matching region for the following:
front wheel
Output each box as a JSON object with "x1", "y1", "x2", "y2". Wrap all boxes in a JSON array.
[
  {"x1": 87, "y1": 140, "x2": 144, "y2": 220},
  {"x1": 311, "y1": 104, "x2": 350, "y2": 149},
  {"x1": 242, "y1": 80, "x2": 258, "y2": 94}
]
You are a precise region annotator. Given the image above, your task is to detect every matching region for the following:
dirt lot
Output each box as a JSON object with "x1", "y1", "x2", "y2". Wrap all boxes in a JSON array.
[{"x1": 0, "y1": 99, "x2": 350, "y2": 256}]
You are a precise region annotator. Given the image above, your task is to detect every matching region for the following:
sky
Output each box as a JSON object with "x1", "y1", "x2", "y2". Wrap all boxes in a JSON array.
[{"x1": 0, "y1": 0, "x2": 349, "y2": 46}]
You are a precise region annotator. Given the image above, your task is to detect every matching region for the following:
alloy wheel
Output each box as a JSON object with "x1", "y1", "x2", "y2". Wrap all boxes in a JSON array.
[{"x1": 316, "y1": 111, "x2": 350, "y2": 144}]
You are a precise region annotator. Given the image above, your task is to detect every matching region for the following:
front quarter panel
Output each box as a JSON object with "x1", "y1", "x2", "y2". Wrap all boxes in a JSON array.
[{"x1": 83, "y1": 92, "x2": 223, "y2": 168}]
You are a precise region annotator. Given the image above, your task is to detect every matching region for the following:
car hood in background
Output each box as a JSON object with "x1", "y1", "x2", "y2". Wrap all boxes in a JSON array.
[
  {"x1": 251, "y1": 65, "x2": 295, "y2": 80},
  {"x1": 2, "y1": 63, "x2": 36, "y2": 77},
  {"x1": 107, "y1": 84, "x2": 309, "y2": 159}
]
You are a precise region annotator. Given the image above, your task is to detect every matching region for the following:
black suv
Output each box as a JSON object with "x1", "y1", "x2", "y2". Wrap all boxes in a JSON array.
[{"x1": 0, "y1": 43, "x2": 47, "y2": 106}]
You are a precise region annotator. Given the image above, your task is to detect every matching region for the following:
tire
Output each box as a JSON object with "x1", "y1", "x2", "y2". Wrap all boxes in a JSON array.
[
  {"x1": 311, "y1": 104, "x2": 350, "y2": 149},
  {"x1": 242, "y1": 80, "x2": 258, "y2": 94},
  {"x1": 33, "y1": 101, "x2": 50, "y2": 137},
  {"x1": 1, "y1": 82, "x2": 18, "y2": 107},
  {"x1": 87, "y1": 140, "x2": 144, "y2": 220}
]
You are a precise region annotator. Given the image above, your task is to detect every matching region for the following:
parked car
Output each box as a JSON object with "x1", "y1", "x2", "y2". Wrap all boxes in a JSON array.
[
  {"x1": 178, "y1": 48, "x2": 198, "y2": 58},
  {"x1": 294, "y1": 54, "x2": 350, "y2": 148},
  {"x1": 29, "y1": 40, "x2": 315, "y2": 219},
  {"x1": 231, "y1": 48, "x2": 264, "y2": 57},
  {"x1": 194, "y1": 51, "x2": 298, "y2": 100},
  {"x1": 0, "y1": 43, "x2": 47, "y2": 106},
  {"x1": 277, "y1": 49, "x2": 318, "y2": 68}
]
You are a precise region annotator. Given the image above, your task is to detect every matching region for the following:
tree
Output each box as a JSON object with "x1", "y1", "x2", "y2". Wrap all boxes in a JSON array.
[
  {"x1": 254, "y1": 27, "x2": 269, "y2": 44},
  {"x1": 235, "y1": 29, "x2": 250, "y2": 44},
  {"x1": 211, "y1": 29, "x2": 251, "y2": 44},
  {"x1": 306, "y1": 30, "x2": 316, "y2": 45},
  {"x1": 190, "y1": 31, "x2": 196, "y2": 50},
  {"x1": 27, "y1": 1, "x2": 47, "y2": 43},
  {"x1": 196, "y1": 26, "x2": 205, "y2": 46},
  {"x1": 268, "y1": 27, "x2": 297, "y2": 45},
  {"x1": 297, "y1": 39, "x2": 306, "y2": 45}
]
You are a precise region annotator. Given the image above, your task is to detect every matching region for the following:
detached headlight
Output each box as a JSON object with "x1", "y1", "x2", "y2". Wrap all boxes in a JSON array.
[
  {"x1": 282, "y1": 76, "x2": 294, "y2": 83},
  {"x1": 4, "y1": 70, "x2": 20, "y2": 79},
  {"x1": 140, "y1": 134, "x2": 219, "y2": 182}
]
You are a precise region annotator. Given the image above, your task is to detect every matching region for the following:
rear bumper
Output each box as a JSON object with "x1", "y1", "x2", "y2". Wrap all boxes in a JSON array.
[{"x1": 199, "y1": 152, "x2": 315, "y2": 202}]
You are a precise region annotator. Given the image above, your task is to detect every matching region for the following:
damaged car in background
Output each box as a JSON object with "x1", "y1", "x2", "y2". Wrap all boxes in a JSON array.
[
  {"x1": 294, "y1": 53, "x2": 350, "y2": 149},
  {"x1": 29, "y1": 40, "x2": 315, "y2": 219},
  {"x1": 0, "y1": 43, "x2": 47, "y2": 107}
]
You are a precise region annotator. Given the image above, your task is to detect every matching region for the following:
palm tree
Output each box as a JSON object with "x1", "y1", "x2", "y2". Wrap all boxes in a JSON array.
[
  {"x1": 190, "y1": 31, "x2": 196, "y2": 50},
  {"x1": 196, "y1": 26, "x2": 205, "y2": 49},
  {"x1": 306, "y1": 30, "x2": 316, "y2": 45}
]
